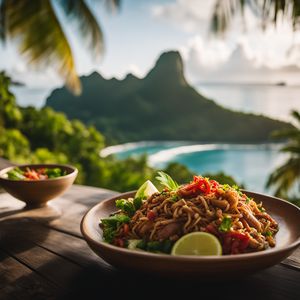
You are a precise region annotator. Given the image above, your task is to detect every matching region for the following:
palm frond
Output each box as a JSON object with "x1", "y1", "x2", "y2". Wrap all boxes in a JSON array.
[
  {"x1": 60, "y1": 0, "x2": 104, "y2": 60},
  {"x1": 271, "y1": 127, "x2": 300, "y2": 139},
  {"x1": 105, "y1": 0, "x2": 121, "y2": 12},
  {"x1": 0, "y1": 0, "x2": 6, "y2": 41},
  {"x1": 211, "y1": 0, "x2": 300, "y2": 34},
  {"x1": 211, "y1": 0, "x2": 242, "y2": 35},
  {"x1": 280, "y1": 144, "x2": 300, "y2": 154},
  {"x1": 4, "y1": 0, "x2": 81, "y2": 94},
  {"x1": 266, "y1": 157, "x2": 300, "y2": 196},
  {"x1": 291, "y1": 110, "x2": 300, "y2": 126}
]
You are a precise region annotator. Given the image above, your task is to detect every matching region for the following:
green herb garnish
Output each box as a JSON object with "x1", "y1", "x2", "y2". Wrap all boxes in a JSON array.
[
  {"x1": 265, "y1": 231, "x2": 273, "y2": 237},
  {"x1": 7, "y1": 168, "x2": 25, "y2": 180},
  {"x1": 101, "y1": 214, "x2": 130, "y2": 243},
  {"x1": 46, "y1": 168, "x2": 66, "y2": 178},
  {"x1": 171, "y1": 195, "x2": 180, "y2": 202},
  {"x1": 136, "y1": 239, "x2": 173, "y2": 253},
  {"x1": 156, "y1": 171, "x2": 179, "y2": 191},
  {"x1": 115, "y1": 199, "x2": 136, "y2": 216},
  {"x1": 219, "y1": 216, "x2": 232, "y2": 232}
]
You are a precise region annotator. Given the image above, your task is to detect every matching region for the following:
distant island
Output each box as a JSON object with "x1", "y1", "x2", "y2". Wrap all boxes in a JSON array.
[
  {"x1": 275, "y1": 81, "x2": 286, "y2": 86},
  {"x1": 46, "y1": 51, "x2": 292, "y2": 144}
]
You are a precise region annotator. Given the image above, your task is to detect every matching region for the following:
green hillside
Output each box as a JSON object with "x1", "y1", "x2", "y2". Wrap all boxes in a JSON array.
[{"x1": 46, "y1": 51, "x2": 291, "y2": 144}]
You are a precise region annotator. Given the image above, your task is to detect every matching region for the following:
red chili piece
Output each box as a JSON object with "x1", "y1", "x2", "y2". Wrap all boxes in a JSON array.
[{"x1": 147, "y1": 210, "x2": 156, "y2": 221}]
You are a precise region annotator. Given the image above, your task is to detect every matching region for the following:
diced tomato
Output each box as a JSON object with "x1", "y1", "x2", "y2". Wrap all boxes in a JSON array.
[
  {"x1": 222, "y1": 232, "x2": 250, "y2": 254},
  {"x1": 205, "y1": 224, "x2": 219, "y2": 236},
  {"x1": 114, "y1": 238, "x2": 125, "y2": 248},
  {"x1": 123, "y1": 223, "x2": 129, "y2": 235},
  {"x1": 147, "y1": 210, "x2": 156, "y2": 221},
  {"x1": 24, "y1": 170, "x2": 39, "y2": 180}
]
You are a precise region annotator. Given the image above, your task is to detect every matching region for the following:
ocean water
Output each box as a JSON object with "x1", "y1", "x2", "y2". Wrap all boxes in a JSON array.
[
  {"x1": 100, "y1": 142, "x2": 288, "y2": 193},
  {"x1": 196, "y1": 83, "x2": 300, "y2": 122}
]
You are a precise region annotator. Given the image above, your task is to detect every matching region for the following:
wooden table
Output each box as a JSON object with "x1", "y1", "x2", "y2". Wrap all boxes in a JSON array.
[{"x1": 0, "y1": 185, "x2": 299, "y2": 300}]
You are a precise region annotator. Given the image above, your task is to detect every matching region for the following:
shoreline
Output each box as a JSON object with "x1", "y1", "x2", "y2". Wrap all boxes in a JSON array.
[{"x1": 100, "y1": 141, "x2": 283, "y2": 158}]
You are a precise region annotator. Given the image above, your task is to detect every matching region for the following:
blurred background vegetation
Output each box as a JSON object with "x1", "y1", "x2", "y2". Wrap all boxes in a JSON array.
[
  {"x1": 0, "y1": 71, "x2": 242, "y2": 191},
  {"x1": 0, "y1": 0, "x2": 299, "y2": 205}
]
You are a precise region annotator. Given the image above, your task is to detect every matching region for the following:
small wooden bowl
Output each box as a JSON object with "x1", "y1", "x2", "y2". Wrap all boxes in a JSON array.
[{"x1": 0, "y1": 164, "x2": 78, "y2": 208}]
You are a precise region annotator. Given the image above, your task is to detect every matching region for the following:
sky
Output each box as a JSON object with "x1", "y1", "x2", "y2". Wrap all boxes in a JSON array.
[{"x1": 1, "y1": 0, "x2": 300, "y2": 105}]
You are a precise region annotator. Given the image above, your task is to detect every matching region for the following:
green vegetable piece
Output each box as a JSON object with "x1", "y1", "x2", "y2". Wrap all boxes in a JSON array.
[
  {"x1": 161, "y1": 240, "x2": 173, "y2": 254},
  {"x1": 245, "y1": 196, "x2": 252, "y2": 204},
  {"x1": 127, "y1": 239, "x2": 142, "y2": 250},
  {"x1": 100, "y1": 214, "x2": 130, "y2": 243},
  {"x1": 156, "y1": 171, "x2": 179, "y2": 191},
  {"x1": 171, "y1": 195, "x2": 180, "y2": 202},
  {"x1": 133, "y1": 197, "x2": 143, "y2": 210},
  {"x1": 136, "y1": 239, "x2": 147, "y2": 250},
  {"x1": 7, "y1": 168, "x2": 25, "y2": 180},
  {"x1": 115, "y1": 199, "x2": 136, "y2": 216},
  {"x1": 219, "y1": 216, "x2": 232, "y2": 232},
  {"x1": 102, "y1": 227, "x2": 117, "y2": 244},
  {"x1": 265, "y1": 231, "x2": 273, "y2": 237},
  {"x1": 101, "y1": 214, "x2": 130, "y2": 227},
  {"x1": 46, "y1": 168, "x2": 65, "y2": 178},
  {"x1": 146, "y1": 241, "x2": 161, "y2": 252}
]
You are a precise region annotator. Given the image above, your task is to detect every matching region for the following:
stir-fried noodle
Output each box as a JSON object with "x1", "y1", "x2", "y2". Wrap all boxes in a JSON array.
[{"x1": 101, "y1": 176, "x2": 278, "y2": 254}]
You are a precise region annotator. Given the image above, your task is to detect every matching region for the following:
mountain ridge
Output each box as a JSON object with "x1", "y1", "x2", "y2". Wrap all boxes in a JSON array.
[{"x1": 46, "y1": 51, "x2": 292, "y2": 144}]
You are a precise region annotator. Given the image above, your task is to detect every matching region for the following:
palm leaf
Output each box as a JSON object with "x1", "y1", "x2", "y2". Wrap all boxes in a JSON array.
[
  {"x1": 0, "y1": 0, "x2": 6, "y2": 41},
  {"x1": 271, "y1": 127, "x2": 300, "y2": 139},
  {"x1": 291, "y1": 110, "x2": 300, "y2": 125},
  {"x1": 211, "y1": 0, "x2": 300, "y2": 34},
  {"x1": 280, "y1": 144, "x2": 300, "y2": 154},
  {"x1": 105, "y1": 0, "x2": 121, "y2": 12},
  {"x1": 266, "y1": 157, "x2": 300, "y2": 196},
  {"x1": 60, "y1": 0, "x2": 104, "y2": 60},
  {"x1": 4, "y1": 0, "x2": 81, "y2": 94}
]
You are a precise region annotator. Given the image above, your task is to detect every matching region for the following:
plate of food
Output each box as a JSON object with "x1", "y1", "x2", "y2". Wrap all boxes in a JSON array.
[{"x1": 81, "y1": 172, "x2": 300, "y2": 277}]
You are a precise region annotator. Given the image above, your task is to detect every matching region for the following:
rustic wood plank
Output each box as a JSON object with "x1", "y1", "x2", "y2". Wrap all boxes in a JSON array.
[
  {"x1": 1, "y1": 218, "x2": 112, "y2": 270},
  {"x1": 0, "y1": 221, "x2": 84, "y2": 290},
  {"x1": 0, "y1": 185, "x2": 118, "y2": 236},
  {"x1": 0, "y1": 157, "x2": 14, "y2": 170},
  {"x1": 281, "y1": 246, "x2": 300, "y2": 269},
  {"x1": 0, "y1": 249, "x2": 61, "y2": 300}
]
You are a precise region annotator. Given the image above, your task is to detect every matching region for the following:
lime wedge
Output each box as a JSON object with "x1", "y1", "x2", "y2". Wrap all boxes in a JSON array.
[
  {"x1": 171, "y1": 232, "x2": 222, "y2": 256},
  {"x1": 135, "y1": 180, "x2": 158, "y2": 199}
]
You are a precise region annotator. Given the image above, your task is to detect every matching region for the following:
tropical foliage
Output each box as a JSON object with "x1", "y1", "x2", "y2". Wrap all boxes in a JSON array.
[
  {"x1": 0, "y1": 0, "x2": 118, "y2": 94},
  {"x1": 212, "y1": 0, "x2": 300, "y2": 35},
  {"x1": 267, "y1": 110, "x2": 300, "y2": 205}
]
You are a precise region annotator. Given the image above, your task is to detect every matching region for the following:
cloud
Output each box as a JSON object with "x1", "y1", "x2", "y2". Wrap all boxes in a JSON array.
[
  {"x1": 182, "y1": 40, "x2": 300, "y2": 84},
  {"x1": 152, "y1": 0, "x2": 215, "y2": 33},
  {"x1": 153, "y1": 0, "x2": 300, "y2": 75}
]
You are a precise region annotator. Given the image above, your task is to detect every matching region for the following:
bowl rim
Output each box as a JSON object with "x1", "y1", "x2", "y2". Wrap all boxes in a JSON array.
[
  {"x1": 0, "y1": 163, "x2": 78, "y2": 182},
  {"x1": 81, "y1": 190, "x2": 300, "y2": 262}
]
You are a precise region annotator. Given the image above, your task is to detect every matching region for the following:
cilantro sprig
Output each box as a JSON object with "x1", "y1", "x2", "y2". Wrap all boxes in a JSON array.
[
  {"x1": 156, "y1": 171, "x2": 179, "y2": 191},
  {"x1": 219, "y1": 216, "x2": 232, "y2": 232}
]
